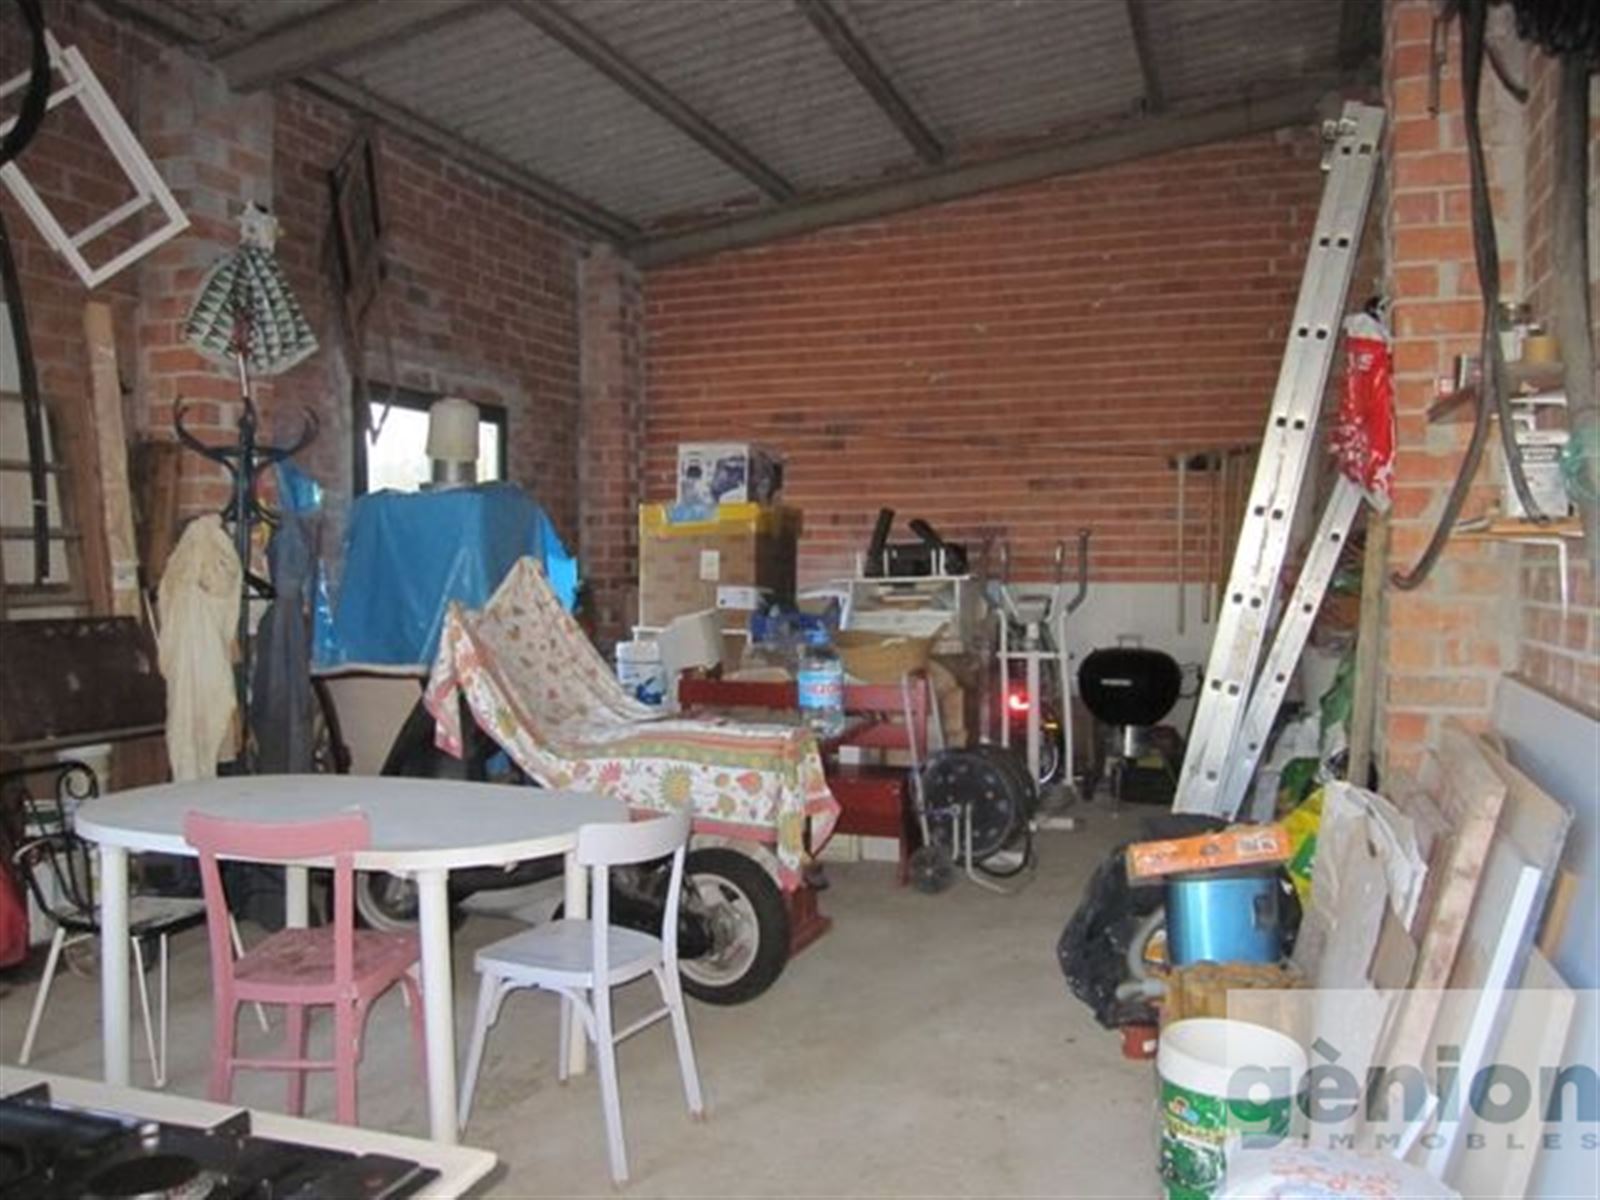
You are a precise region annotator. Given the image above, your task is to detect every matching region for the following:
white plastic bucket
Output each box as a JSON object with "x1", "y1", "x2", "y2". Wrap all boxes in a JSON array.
[
  {"x1": 615, "y1": 638, "x2": 665, "y2": 705},
  {"x1": 1157, "y1": 1019, "x2": 1306, "y2": 1200}
]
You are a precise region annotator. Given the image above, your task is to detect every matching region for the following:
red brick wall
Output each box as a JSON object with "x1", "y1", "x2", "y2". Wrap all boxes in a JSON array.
[
  {"x1": 1381, "y1": 0, "x2": 1600, "y2": 772},
  {"x1": 270, "y1": 88, "x2": 588, "y2": 552},
  {"x1": 1, "y1": 1, "x2": 591, "y2": 587},
  {"x1": 1518, "y1": 52, "x2": 1599, "y2": 714},
  {"x1": 577, "y1": 245, "x2": 644, "y2": 644},
  {"x1": 0, "y1": 1, "x2": 155, "y2": 478},
  {"x1": 1378, "y1": 0, "x2": 1529, "y2": 774},
  {"x1": 643, "y1": 128, "x2": 1327, "y2": 588}
]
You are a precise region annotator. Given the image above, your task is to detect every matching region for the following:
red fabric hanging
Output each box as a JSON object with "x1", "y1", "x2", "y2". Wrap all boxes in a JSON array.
[{"x1": 1330, "y1": 313, "x2": 1396, "y2": 507}]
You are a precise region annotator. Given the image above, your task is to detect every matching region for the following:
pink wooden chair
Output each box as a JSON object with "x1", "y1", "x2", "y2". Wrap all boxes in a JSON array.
[{"x1": 183, "y1": 810, "x2": 425, "y2": 1125}]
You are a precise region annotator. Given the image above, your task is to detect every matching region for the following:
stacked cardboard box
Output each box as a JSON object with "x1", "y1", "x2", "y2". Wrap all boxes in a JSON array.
[{"x1": 638, "y1": 503, "x2": 801, "y2": 630}]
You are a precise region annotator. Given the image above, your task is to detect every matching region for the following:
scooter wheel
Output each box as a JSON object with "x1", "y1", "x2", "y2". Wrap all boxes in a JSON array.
[
  {"x1": 678, "y1": 848, "x2": 790, "y2": 1006},
  {"x1": 910, "y1": 844, "x2": 956, "y2": 894}
]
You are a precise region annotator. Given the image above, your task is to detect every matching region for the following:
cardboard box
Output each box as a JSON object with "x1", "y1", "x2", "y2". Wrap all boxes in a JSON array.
[
  {"x1": 1126, "y1": 823, "x2": 1292, "y2": 882},
  {"x1": 676, "y1": 443, "x2": 783, "y2": 507},
  {"x1": 639, "y1": 503, "x2": 801, "y2": 629}
]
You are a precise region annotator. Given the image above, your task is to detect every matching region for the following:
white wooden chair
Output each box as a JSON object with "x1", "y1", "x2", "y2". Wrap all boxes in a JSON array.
[{"x1": 457, "y1": 811, "x2": 703, "y2": 1184}]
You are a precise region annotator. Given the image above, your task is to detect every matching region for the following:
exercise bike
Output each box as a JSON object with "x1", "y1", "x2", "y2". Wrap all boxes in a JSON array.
[{"x1": 993, "y1": 530, "x2": 1090, "y2": 799}]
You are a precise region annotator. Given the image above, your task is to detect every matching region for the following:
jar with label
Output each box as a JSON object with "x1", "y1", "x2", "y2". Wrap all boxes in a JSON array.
[{"x1": 796, "y1": 627, "x2": 846, "y2": 739}]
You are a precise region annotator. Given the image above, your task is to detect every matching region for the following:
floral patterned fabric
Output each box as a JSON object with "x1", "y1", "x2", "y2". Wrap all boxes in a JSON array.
[{"x1": 425, "y1": 559, "x2": 838, "y2": 888}]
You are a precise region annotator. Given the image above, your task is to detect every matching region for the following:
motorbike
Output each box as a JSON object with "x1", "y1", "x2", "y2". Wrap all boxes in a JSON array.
[{"x1": 319, "y1": 694, "x2": 790, "y2": 1006}]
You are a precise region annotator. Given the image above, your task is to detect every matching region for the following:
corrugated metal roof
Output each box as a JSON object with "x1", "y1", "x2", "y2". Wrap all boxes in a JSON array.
[
  {"x1": 574, "y1": 0, "x2": 919, "y2": 193},
  {"x1": 338, "y1": 5, "x2": 756, "y2": 222},
  {"x1": 1143, "y1": 0, "x2": 1345, "y2": 101},
  {"x1": 137, "y1": 0, "x2": 345, "y2": 46},
  {"x1": 837, "y1": 0, "x2": 1146, "y2": 148},
  {"x1": 133, "y1": 0, "x2": 1365, "y2": 236}
]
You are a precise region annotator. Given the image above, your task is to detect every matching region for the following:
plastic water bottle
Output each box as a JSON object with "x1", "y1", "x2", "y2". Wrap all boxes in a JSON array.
[{"x1": 797, "y1": 627, "x2": 846, "y2": 739}]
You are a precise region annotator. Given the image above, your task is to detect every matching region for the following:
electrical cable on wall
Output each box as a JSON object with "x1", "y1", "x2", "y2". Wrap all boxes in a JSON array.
[
  {"x1": 1393, "y1": 0, "x2": 1550, "y2": 588},
  {"x1": 1510, "y1": 0, "x2": 1599, "y2": 573}
]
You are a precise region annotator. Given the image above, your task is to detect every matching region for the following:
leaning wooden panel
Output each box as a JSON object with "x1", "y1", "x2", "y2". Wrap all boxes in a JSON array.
[{"x1": 1379, "y1": 721, "x2": 1507, "y2": 1071}]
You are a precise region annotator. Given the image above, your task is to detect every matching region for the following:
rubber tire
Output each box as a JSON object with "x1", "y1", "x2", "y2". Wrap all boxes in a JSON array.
[
  {"x1": 975, "y1": 826, "x2": 1035, "y2": 879},
  {"x1": 678, "y1": 848, "x2": 789, "y2": 1006}
]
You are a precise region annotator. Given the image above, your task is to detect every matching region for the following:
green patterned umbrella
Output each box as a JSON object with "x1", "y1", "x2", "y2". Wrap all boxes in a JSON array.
[{"x1": 183, "y1": 204, "x2": 317, "y2": 376}]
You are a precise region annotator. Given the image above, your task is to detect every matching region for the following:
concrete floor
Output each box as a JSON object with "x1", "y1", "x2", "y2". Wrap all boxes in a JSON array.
[{"x1": 0, "y1": 810, "x2": 1160, "y2": 1197}]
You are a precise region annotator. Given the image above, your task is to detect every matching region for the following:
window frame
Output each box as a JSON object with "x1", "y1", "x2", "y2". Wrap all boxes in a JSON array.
[{"x1": 352, "y1": 384, "x2": 509, "y2": 495}]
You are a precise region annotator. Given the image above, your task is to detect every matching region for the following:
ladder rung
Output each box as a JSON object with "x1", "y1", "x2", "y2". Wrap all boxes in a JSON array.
[
  {"x1": 0, "y1": 458, "x2": 68, "y2": 473},
  {"x1": 0, "y1": 526, "x2": 80, "y2": 541},
  {"x1": 3, "y1": 588, "x2": 87, "y2": 609}
]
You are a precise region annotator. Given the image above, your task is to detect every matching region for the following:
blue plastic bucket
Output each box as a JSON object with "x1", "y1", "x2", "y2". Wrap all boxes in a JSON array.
[{"x1": 1165, "y1": 869, "x2": 1281, "y2": 966}]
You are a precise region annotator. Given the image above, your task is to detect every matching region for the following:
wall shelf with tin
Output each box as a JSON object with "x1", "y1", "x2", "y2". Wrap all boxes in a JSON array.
[
  {"x1": 1452, "y1": 515, "x2": 1583, "y2": 542},
  {"x1": 1426, "y1": 360, "x2": 1566, "y2": 425}
]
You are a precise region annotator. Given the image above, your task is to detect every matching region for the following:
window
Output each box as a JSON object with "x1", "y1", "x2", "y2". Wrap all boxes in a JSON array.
[{"x1": 353, "y1": 386, "x2": 507, "y2": 494}]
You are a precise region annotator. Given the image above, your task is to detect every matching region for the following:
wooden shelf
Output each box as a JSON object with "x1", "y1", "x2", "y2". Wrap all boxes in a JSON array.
[
  {"x1": 1427, "y1": 361, "x2": 1567, "y2": 424},
  {"x1": 1453, "y1": 516, "x2": 1584, "y2": 542}
]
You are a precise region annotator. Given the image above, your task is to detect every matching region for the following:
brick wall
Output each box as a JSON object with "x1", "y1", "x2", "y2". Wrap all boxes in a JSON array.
[
  {"x1": 1381, "y1": 0, "x2": 1600, "y2": 775},
  {"x1": 0, "y1": 1, "x2": 153, "y2": 482},
  {"x1": 643, "y1": 128, "x2": 1327, "y2": 588},
  {"x1": 270, "y1": 87, "x2": 588, "y2": 554},
  {"x1": 1378, "y1": 0, "x2": 1529, "y2": 775},
  {"x1": 577, "y1": 245, "x2": 645, "y2": 645},
  {"x1": 1, "y1": 1, "x2": 592, "y2": 594},
  {"x1": 134, "y1": 39, "x2": 276, "y2": 516},
  {"x1": 1518, "y1": 53, "x2": 1599, "y2": 713}
]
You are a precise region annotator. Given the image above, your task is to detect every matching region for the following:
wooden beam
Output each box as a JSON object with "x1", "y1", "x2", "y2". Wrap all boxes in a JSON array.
[
  {"x1": 795, "y1": 0, "x2": 945, "y2": 166},
  {"x1": 508, "y1": 1, "x2": 795, "y2": 202},
  {"x1": 1124, "y1": 0, "x2": 1166, "y2": 113},
  {"x1": 633, "y1": 82, "x2": 1340, "y2": 267},
  {"x1": 216, "y1": 0, "x2": 490, "y2": 92},
  {"x1": 302, "y1": 73, "x2": 638, "y2": 243},
  {"x1": 84, "y1": 303, "x2": 139, "y2": 619}
]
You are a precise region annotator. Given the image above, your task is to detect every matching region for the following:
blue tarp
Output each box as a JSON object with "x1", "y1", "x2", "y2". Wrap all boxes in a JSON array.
[{"x1": 315, "y1": 484, "x2": 578, "y2": 669}]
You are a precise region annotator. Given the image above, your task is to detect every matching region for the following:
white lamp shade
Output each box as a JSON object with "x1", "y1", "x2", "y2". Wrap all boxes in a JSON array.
[{"x1": 426, "y1": 397, "x2": 480, "y2": 463}]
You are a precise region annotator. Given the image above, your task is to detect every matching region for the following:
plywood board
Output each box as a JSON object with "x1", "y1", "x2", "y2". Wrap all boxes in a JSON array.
[
  {"x1": 83, "y1": 301, "x2": 138, "y2": 617},
  {"x1": 1479, "y1": 732, "x2": 1574, "y2": 878},
  {"x1": 1381, "y1": 722, "x2": 1508, "y2": 1072}
]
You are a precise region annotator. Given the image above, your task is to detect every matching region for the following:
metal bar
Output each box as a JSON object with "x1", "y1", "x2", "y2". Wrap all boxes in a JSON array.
[
  {"x1": 508, "y1": 0, "x2": 794, "y2": 202},
  {"x1": 1175, "y1": 454, "x2": 1187, "y2": 635},
  {"x1": 1222, "y1": 474, "x2": 1365, "y2": 815},
  {"x1": 633, "y1": 81, "x2": 1343, "y2": 267},
  {"x1": 301, "y1": 73, "x2": 638, "y2": 243},
  {"x1": 1124, "y1": 0, "x2": 1166, "y2": 112},
  {"x1": 1202, "y1": 452, "x2": 1217, "y2": 624},
  {"x1": 795, "y1": 0, "x2": 945, "y2": 166},
  {"x1": 0, "y1": 457, "x2": 65, "y2": 473},
  {"x1": 1174, "y1": 102, "x2": 1383, "y2": 817},
  {"x1": 214, "y1": 0, "x2": 492, "y2": 92},
  {"x1": 0, "y1": 525, "x2": 78, "y2": 539}
]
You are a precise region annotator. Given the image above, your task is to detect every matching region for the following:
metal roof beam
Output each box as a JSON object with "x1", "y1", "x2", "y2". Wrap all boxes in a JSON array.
[
  {"x1": 795, "y1": 0, "x2": 945, "y2": 166},
  {"x1": 507, "y1": 0, "x2": 795, "y2": 202},
  {"x1": 1124, "y1": 0, "x2": 1166, "y2": 113},
  {"x1": 303, "y1": 72, "x2": 638, "y2": 243},
  {"x1": 633, "y1": 82, "x2": 1342, "y2": 268},
  {"x1": 216, "y1": 0, "x2": 489, "y2": 92}
]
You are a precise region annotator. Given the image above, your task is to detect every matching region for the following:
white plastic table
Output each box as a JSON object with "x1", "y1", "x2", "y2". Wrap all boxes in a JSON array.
[{"x1": 75, "y1": 775, "x2": 626, "y2": 1144}]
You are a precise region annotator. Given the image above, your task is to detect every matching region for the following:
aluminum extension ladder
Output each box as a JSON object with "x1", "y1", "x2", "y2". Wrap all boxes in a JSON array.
[{"x1": 1173, "y1": 101, "x2": 1384, "y2": 819}]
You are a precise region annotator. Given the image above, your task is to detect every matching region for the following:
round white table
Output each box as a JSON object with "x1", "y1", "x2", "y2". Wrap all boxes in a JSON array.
[{"x1": 76, "y1": 775, "x2": 626, "y2": 1144}]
